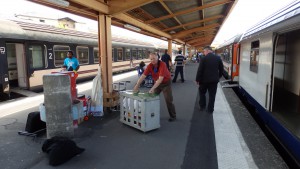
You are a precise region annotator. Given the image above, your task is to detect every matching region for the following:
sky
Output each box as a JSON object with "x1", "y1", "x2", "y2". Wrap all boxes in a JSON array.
[{"x1": 0, "y1": 0, "x2": 297, "y2": 48}]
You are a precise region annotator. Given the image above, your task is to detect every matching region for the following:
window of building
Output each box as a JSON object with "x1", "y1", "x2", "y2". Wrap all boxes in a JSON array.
[
  {"x1": 94, "y1": 47, "x2": 99, "y2": 63},
  {"x1": 28, "y1": 45, "x2": 44, "y2": 69},
  {"x1": 54, "y1": 45, "x2": 70, "y2": 67},
  {"x1": 250, "y1": 40, "x2": 259, "y2": 73},
  {"x1": 76, "y1": 46, "x2": 89, "y2": 64}
]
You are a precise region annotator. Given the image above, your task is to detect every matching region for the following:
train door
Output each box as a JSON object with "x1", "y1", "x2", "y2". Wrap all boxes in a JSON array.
[
  {"x1": 231, "y1": 43, "x2": 240, "y2": 82},
  {"x1": 6, "y1": 43, "x2": 28, "y2": 89},
  {"x1": 271, "y1": 29, "x2": 300, "y2": 113},
  {"x1": 16, "y1": 44, "x2": 27, "y2": 88}
]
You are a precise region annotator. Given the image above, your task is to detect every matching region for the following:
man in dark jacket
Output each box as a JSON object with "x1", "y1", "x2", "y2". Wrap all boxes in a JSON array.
[
  {"x1": 161, "y1": 50, "x2": 171, "y2": 71},
  {"x1": 195, "y1": 46, "x2": 223, "y2": 113}
]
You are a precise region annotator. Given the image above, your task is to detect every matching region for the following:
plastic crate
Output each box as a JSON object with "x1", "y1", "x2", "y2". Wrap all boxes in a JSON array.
[{"x1": 120, "y1": 90, "x2": 160, "y2": 132}]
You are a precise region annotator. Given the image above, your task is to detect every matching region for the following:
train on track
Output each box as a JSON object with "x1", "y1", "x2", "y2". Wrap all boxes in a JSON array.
[
  {"x1": 216, "y1": 0, "x2": 300, "y2": 166},
  {"x1": 0, "y1": 19, "x2": 172, "y2": 98}
]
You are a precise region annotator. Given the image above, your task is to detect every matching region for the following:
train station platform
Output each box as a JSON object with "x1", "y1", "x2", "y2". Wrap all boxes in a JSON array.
[{"x1": 0, "y1": 62, "x2": 288, "y2": 169}]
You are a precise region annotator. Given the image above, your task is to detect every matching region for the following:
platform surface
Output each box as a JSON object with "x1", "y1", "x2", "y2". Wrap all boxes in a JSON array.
[{"x1": 0, "y1": 62, "x2": 287, "y2": 169}]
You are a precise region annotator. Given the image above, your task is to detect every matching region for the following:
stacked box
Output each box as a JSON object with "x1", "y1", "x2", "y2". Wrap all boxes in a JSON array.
[{"x1": 120, "y1": 91, "x2": 160, "y2": 132}]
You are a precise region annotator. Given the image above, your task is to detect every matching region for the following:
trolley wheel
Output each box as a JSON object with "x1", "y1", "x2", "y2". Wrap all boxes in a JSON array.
[{"x1": 84, "y1": 116, "x2": 89, "y2": 121}]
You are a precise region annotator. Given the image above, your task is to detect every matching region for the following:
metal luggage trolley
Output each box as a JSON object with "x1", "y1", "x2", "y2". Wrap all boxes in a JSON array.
[{"x1": 110, "y1": 81, "x2": 131, "y2": 111}]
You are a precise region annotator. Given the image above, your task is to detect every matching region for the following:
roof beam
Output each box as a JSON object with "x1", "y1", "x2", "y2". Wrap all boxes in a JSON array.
[
  {"x1": 190, "y1": 39, "x2": 214, "y2": 45},
  {"x1": 70, "y1": 0, "x2": 109, "y2": 14},
  {"x1": 113, "y1": 13, "x2": 185, "y2": 44},
  {"x1": 163, "y1": 15, "x2": 223, "y2": 32},
  {"x1": 158, "y1": 0, "x2": 186, "y2": 30},
  {"x1": 195, "y1": 43, "x2": 211, "y2": 48},
  {"x1": 127, "y1": 7, "x2": 169, "y2": 29},
  {"x1": 145, "y1": 0, "x2": 233, "y2": 24},
  {"x1": 172, "y1": 23, "x2": 220, "y2": 38},
  {"x1": 188, "y1": 36, "x2": 215, "y2": 44},
  {"x1": 195, "y1": 40, "x2": 212, "y2": 46},
  {"x1": 183, "y1": 31, "x2": 217, "y2": 41},
  {"x1": 109, "y1": 0, "x2": 155, "y2": 15}
]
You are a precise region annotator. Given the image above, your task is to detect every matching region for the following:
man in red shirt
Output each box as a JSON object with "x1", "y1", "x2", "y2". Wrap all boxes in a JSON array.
[{"x1": 133, "y1": 53, "x2": 177, "y2": 122}]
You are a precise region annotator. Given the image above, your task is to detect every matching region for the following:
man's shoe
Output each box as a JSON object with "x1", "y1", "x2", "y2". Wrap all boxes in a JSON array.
[
  {"x1": 172, "y1": 80, "x2": 176, "y2": 83},
  {"x1": 168, "y1": 117, "x2": 176, "y2": 122}
]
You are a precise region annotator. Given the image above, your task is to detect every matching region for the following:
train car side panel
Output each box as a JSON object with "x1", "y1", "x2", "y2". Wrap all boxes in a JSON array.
[{"x1": 239, "y1": 32, "x2": 273, "y2": 110}]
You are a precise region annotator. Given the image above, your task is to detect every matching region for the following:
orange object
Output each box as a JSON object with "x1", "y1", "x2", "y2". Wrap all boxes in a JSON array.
[{"x1": 51, "y1": 71, "x2": 77, "y2": 101}]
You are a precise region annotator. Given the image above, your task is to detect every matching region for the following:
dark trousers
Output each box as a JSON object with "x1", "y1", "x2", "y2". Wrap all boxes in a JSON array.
[
  {"x1": 154, "y1": 80, "x2": 176, "y2": 118},
  {"x1": 199, "y1": 82, "x2": 218, "y2": 112},
  {"x1": 173, "y1": 66, "x2": 184, "y2": 82}
]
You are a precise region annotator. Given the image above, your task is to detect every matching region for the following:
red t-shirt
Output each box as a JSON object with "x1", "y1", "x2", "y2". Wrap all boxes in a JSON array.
[{"x1": 143, "y1": 61, "x2": 171, "y2": 84}]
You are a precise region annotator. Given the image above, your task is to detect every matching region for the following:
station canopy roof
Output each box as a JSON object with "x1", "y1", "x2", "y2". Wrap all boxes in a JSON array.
[{"x1": 29, "y1": 0, "x2": 237, "y2": 49}]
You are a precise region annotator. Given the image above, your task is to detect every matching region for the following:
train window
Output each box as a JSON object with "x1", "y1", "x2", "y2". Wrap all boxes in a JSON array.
[
  {"x1": 132, "y1": 50, "x2": 137, "y2": 60},
  {"x1": 76, "y1": 46, "x2": 89, "y2": 64},
  {"x1": 142, "y1": 50, "x2": 146, "y2": 59},
  {"x1": 137, "y1": 50, "x2": 142, "y2": 60},
  {"x1": 117, "y1": 48, "x2": 123, "y2": 61},
  {"x1": 250, "y1": 40, "x2": 259, "y2": 73},
  {"x1": 54, "y1": 45, "x2": 70, "y2": 67},
  {"x1": 6, "y1": 44, "x2": 17, "y2": 71},
  {"x1": 28, "y1": 45, "x2": 44, "y2": 69},
  {"x1": 94, "y1": 48, "x2": 99, "y2": 63},
  {"x1": 125, "y1": 48, "x2": 131, "y2": 60},
  {"x1": 44, "y1": 45, "x2": 48, "y2": 68}
]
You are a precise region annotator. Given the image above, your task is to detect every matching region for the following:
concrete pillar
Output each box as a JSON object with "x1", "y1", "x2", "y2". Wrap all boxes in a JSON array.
[
  {"x1": 43, "y1": 74, "x2": 74, "y2": 138},
  {"x1": 183, "y1": 44, "x2": 186, "y2": 56}
]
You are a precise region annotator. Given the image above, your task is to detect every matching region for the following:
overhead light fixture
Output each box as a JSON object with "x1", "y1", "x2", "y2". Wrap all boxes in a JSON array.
[
  {"x1": 46, "y1": 0, "x2": 70, "y2": 7},
  {"x1": 124, "y1": 24, "x2": 141, "y2": 32}
]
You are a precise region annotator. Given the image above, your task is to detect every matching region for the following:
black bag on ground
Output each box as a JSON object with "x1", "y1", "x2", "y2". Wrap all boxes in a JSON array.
[
  {"x1": 42, "y1": 136, "x2": 85, "y2": 166},
  {"x1": 25, "y1": 112, "x2": 46, "y2": 133}
]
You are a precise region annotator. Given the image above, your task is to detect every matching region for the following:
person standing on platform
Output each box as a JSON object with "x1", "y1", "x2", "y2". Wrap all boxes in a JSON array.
[
  {"x1": 161, "y1": 49, "x2": 172, "y2": 71},
  {"x1": 62, "y1": 50, "x2": 80, "y2": 80},
  {"x1": 172, "y1": 50, "x2": 185, "y2": 83},
  {"x1": 195, "y1": 46, "x2": 223, "y2": 114},
  {"x1": 133, "y1": 53, "x2": 177, "y2": 122},
  {"x1": 62, "y1": 50, "x2": 80, "y2": 72}
]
